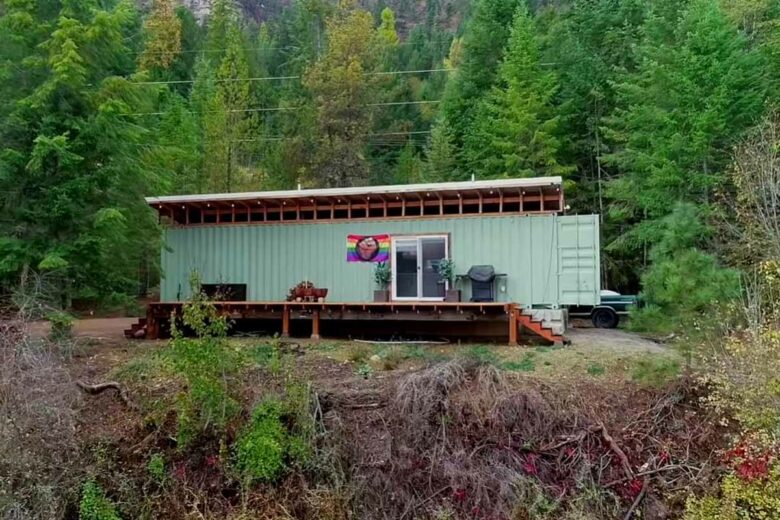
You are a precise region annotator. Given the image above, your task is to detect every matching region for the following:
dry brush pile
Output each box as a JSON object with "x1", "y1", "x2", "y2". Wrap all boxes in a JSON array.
[{"x1": 327, "y1": 358, "x2": 726, "y2": 520}]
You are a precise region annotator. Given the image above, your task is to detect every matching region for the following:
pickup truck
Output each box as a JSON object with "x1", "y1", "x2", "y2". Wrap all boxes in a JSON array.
[{"x1": 568, "y1": 290, "x2": 638, "y2": 328}]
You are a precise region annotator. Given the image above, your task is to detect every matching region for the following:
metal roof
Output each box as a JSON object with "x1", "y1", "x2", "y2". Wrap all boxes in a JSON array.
[{"x1": 145, "y1": 176, "x2": 563, "y2": 205}]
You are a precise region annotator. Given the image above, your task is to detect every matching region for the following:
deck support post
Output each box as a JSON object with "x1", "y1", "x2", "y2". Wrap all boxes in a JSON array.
[
  {"x1": 311, "y1": 309, "x2": 321, "y2": 341},
  {"x1": 146, "y1": 308, "x2": 159, "y2": 340},
  {"x1": 508, "y1": 306, "x2": 518, "y2": 346},
  {"x1": 282, "y1": 305, "x2": 290, "y2": 338}
]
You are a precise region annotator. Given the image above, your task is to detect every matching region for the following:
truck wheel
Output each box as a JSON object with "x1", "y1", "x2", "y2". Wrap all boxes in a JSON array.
[{"x1": 592, "y1": 308, "x2": 619, "y2": 329}]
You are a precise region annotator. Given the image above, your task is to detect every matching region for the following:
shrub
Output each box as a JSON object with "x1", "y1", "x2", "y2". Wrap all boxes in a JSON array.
[
  {"x1": 234, "y1": 400, "x2": 287, "y2": 483},
  {"x1": 169, "y1": 273, "x2": 242, "y2": 447},
  {"x1": 47, "y1": 311, "x2": 74, "y2": 341},
  {"x1": 586, "y1": 363, "x2": 605, "y2": 376},
  {"x1": 633, "y1": 204, "x2": 740, "y2": 332},
  {"x1": 234, "y1": 386, "x2": 314, "y2": 484},
  {"x1": 684, "y1": 462, "x2": 780, "y2": 520},
  {"x1": 147, "y1": 453, "x2": 165, "y2": 484},
  {"x1": 79, "y1": 479, "x2": 121, "y2": 520},
  {"x1": 356, "y1": 363, "x2": 374, "y2": 379}
]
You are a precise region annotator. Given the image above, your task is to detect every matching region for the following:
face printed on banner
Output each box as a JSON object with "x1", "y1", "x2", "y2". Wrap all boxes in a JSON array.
[
  {"x1": 347, "y1": 234, "x2": 390, "y2": 262},
  {"x1": 356, "y1": 236, "x2": 379, "y2": 261}
]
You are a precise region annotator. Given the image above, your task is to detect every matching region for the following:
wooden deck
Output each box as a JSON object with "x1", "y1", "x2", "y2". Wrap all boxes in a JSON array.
[{"x1": 137, "y1": 301, "x2": 563, "y2": 345}]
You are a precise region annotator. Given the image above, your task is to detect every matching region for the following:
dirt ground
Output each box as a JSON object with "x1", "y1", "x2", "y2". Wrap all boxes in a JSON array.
[{"x1": 36, "y1": 317, "x2": 666, "y2": 352}]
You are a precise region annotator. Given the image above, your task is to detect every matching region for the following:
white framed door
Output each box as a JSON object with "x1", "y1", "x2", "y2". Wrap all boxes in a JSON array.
[{"x1": 391, "y1": 235, "x2": 448, "y2": 301}]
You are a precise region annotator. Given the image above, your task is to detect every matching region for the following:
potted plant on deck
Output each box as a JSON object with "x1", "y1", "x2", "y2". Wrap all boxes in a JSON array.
[
  {"x1": 373, "y1": 262, "x2": 391, "y2": 302},
  {"x1": 437, "y1": 258, "x2": 460, "y2": 302}
]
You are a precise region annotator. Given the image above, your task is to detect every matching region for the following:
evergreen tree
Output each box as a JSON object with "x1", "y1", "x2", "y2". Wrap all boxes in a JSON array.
[
  {"x1": 605, "y1": 0, "x2": 767, "y2": 256},
  {"x1": 439, "y1": 0, "x2": 522, "y2": 168},
  {"x1": 424, "y1": 119, "x2": 458, "y2": 181},
  {"x1": 0, "y1": 0, "x2": 162, "y2": 301},
  {"x1": 377, "y1": 7, "x2": 399, "y2": 47},
  {"x1": 304, "y1": 2, "x2": 379, "y2": 187},
  {"x1": 463, "y1": 4, "x2": 569, "y2": 179},
  {"x1": 138, "y1": 0, "x2": 182, "y2": 71}
]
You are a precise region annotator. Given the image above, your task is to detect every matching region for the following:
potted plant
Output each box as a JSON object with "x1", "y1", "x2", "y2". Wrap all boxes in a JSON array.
[
  {"x1": 437, "y1": 258, "x2": 460, "y2": 302},
  {"x1": 373, "y1": 262, "x2": 391, "y2": 302}
]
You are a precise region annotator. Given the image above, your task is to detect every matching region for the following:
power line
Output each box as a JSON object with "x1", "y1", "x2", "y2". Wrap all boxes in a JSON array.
[
  {"x1": 130, "y1": 67, "x2": 452, "y2": 85},
  {"x1": 136, "y1": 40, "x2": 446, "y2": 55},
  {"x1": 128, "y1": 99, "x2": 441, "y2": 116}
]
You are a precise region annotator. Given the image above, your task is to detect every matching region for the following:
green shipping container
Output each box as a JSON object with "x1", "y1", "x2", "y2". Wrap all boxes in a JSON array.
[{"x1": 159, "y1": 213, "x2": 600, "y2": 308}]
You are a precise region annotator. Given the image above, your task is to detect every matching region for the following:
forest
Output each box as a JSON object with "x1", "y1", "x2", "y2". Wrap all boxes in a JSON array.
[{"x1": 1, "y1": 0, "x2": 778, "y2": 324}]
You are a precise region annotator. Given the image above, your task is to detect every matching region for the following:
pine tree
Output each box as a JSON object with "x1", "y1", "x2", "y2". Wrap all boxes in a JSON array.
[
  {"x1": 304, "y1": 2, "x2": 379, "y2": 187},
  {"x1": 0, "y1": 0, "x2": 163, "y2": 301},
  {"x1": 377, "y1": 7, "x2": 399, "y2": 47},
  {"x1": 463, "y1": 4, "x2": 569, "y2": 179},
  {"x1": 439, "y1": 0, "x2": 522, "y2": 168},
  {"x1": 605, "y1": 0, "x2": 767, "y2": 255},
  {"x1": 138, "y1": 0, "x2": 182, "y2": 71},
  {"x1": 424, "y1": 119, "x2": 458, "y2": 181}
]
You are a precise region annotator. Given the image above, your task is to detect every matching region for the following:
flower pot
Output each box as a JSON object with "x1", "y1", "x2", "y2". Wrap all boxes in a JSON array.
[
  {"x1": 374, "y1": 289, "x2": 390, "y2": 302},
  {"x1": 444, "y1": 289, "x2": 461, "y2": 302}
]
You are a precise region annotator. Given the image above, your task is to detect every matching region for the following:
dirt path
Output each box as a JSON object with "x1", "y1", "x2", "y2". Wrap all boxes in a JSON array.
[
  {"x1": 567, "y1": 326, "x2": 667, "y2": 354},
  {"x1": 29, "y1": 317, "x2": 138, "y2": 344}
]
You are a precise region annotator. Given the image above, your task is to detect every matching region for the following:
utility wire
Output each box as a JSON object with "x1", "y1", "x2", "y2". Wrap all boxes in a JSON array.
[
  {"x1": 135, "y1": 40, "x2": 446, "y2": 55},
  {"x1": 128, "y1": 99, "x2": 441, "y2": 116},
  {"x1": 130, "y1": 67, "x2": 452, "y2": 85}
]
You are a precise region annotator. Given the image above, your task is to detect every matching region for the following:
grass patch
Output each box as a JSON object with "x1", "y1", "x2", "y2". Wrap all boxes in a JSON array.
[
  {"x1": 376, "y1": 345, "x2": 407, "y2": 370},
  {"x1": 502, "y1": 352, "x2": 536, "y2": 372},
  {"x1": 462, "y1": 345, "x2": 499, "y2": 365},
  {"x1": 631, "y1": 357, "x2": 681, "y2": 387},
  {"x1": 586, "y1": 363, "x2": 606, "y2": 376},
  {"x1": 345, "y1": 343, "x2": 373, "y2": 363},
  {"x1": 248, "y1": 342, "x2": 277, "y2": 365}
]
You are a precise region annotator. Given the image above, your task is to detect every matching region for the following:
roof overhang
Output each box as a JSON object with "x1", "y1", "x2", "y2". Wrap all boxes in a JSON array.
[
  {"x1": 147, "y1": 176, "x2": 565, "y2": 225},
  {"x1": 145, "y1": 177, "x2": 563, "y2": 206}
]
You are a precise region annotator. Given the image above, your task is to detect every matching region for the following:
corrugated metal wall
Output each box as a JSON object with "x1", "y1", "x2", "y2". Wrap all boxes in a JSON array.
[{"x1": 160, "y1": 214, "x2": 600, "y2": 306}]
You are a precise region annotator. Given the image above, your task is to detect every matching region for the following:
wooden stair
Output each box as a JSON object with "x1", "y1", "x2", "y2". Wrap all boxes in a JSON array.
[
  {"x1": 513, "y1": 306, "x2": 565, "y2": 345},
  {"x1": 124, "y1": 318, "x2": 147, "y2": 339}
]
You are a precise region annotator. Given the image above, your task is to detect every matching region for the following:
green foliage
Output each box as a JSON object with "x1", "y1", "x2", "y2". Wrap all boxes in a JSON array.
[
  {"x1": 464, "y1": 4, "x2": 570, "y2": 179},
  {"x1": 46, "y1": 311, "x2": 74, "y2": 341},
  {"x1": 147, "y1": 453, "x2": 165, "y2": 484},
  {"x1": 234, "y1": 383, "x2": 314, "y2": 483},
  {"x1": 345, "y1": 342, "x2": 372, "y2": 363},
  {"x1": 604, "y1": 0, "x2": 766, "y2": 258},
  {"x1": 630, "y1": 357, "x2": 681, "y2": 387},
  {"x1": 304, "y1": 2, "x2": 379, "y2": 187},
  {"x1": 503, "y1": 352, "x2": 536, "y2": 372},
  {"x1": 234, "y1": 400, "x2": 287, "y2": 483},
  {"x1": 79, "y1": 479, "x2": 121, "y2": 520},
  {"x1": 374, "y1": 261, "x2": 391, "y2": 289},
  {"x1": 633, "y1": 204, "x2": 741, "y2": 330},
  {"x1": 684, "y1": 462, "x2": 780, "y2": 520},
  {"x1": 463, "y1": 345, "x2": 499, "y2": 365},
  {"x1": 436, "y1": 258, "x2": 455, "y2": 284},
  {"x1": 356, "y1": 363, "x2": 374, "y2": 379},
  {"x1": 169, "y1": 273, "x2": 241, "y2": 447},
  {"x1": 586, "y1": 363, "x2": 605, "y2": 376}
]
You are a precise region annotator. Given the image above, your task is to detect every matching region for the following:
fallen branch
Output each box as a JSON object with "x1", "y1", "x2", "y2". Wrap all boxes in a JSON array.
[
  {"x1": 597, "y1": 421, "x2": 634, "y2": 479},
  {"x1": 76, "y1": 380, "x2": 139, "y2": 412}
]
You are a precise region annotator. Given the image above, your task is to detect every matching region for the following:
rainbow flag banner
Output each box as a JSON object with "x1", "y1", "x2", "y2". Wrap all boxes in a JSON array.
[{"x1": 347, "y1": 234, "x2": 390, "y2": 263}]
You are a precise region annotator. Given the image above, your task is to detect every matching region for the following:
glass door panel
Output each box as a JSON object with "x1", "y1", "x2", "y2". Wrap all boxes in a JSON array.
[
  {"x1": 394, "y1": 239, "x2": 418, "y2": 298},
  {"x1": 421, "y1": 237, "x2": 447, "y2": 298}
]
